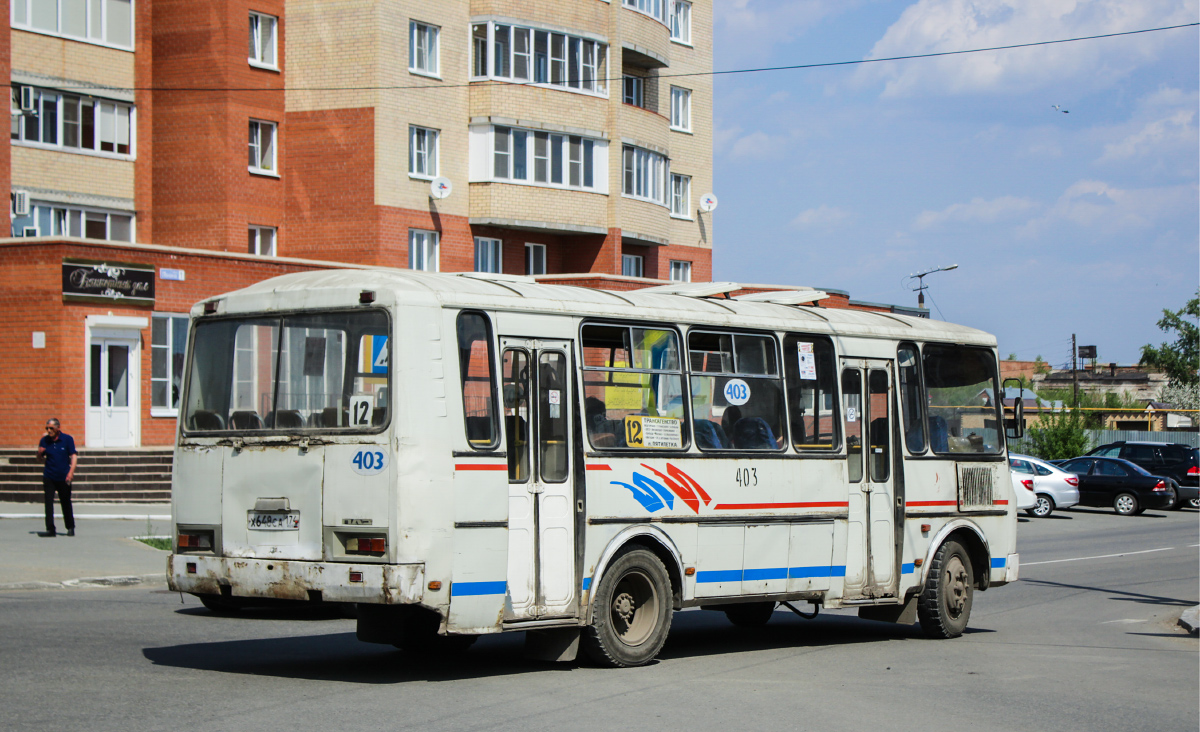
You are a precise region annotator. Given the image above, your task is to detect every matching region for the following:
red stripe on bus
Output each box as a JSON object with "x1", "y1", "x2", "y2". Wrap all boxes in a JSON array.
[
  {"x1": 993, "y1": 499, "x2": 1009, "y2": 505},
  {"x1": 586, "y1": 464, "x2": 612, "y2": 471},
  {"x1": 454, "y1": 464, "x2": 507, "y2": 471},
  {"x1": 713, "y1": 501, "x2": 850, "y2": 510},
  {"x1": 906, "y1": 501, "x2": 958, "y2": 507}
]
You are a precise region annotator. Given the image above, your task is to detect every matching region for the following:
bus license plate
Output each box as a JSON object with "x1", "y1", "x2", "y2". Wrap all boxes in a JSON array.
[{"x1": 247, "y1": 511, "x2": 300, "y2": 531}]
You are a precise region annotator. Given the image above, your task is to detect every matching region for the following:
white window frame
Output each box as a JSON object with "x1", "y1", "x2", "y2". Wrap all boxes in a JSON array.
[
  {"x1": 409, "y1": 125, "x2": 439, "y2": 179},
  {"x1": 11, "y1": 85, "x2": 136, "y2": 160},
  {"x1": 622, "y1": 144, "x2": 669, "y2": 206},
  {"x1": 11, "y1": 0, "x2": 134, "y2": 51},
  {"x1": 623, "y1": 75, "x2": 644, "y2": 107},
  {"x1": 409, "y1": 20, "x2": 440, "y2": 77},
  {"x1": 622, "y1": 254, "x2": 644, "y2": 278},
  {"x1": 488, "y1": 125, "x2": 602, "y2": 192},
  {"x1": 248, "y1": 225, "x2": 276, "y2": 256},
  {"x1": 670, "y1": 173, "x2": 691, "y2": 219},
  {"x1": 525, "y1": 243, "x2": 546, "y2": 276},
  {"x1": 410, "y1": 229, "x2": 439, "y2": 272},
  {"x1": 248, "y1": 119, "x2": 278, "y2": 176},
  {"x1": 249, "y1": 12, "x2": 278, "y2": 70},
  {"x1": 622, "y1": 0, "x2": 669, "y2": 27},
  {"x1": 12, "y1": 200, "x2": 134, "y2": 241},
  {"x1": 670, "y1": 0, "x2": 692, "y2": 45},
  {"x1": 669, "y1": 260, "x2": 692, "y2": 283},
  {"x1": 471, "y1": 20, "x2": 608, "y2": 98},
  {"x1": 150, "y1": 313, "x2": 189, "y2": 417},
  {"x1": 670, "y1": 86, "x2": 691, "y2": 132},
  {"x1": 474, "y1": 237, "x2": 503, "y2": 273}
]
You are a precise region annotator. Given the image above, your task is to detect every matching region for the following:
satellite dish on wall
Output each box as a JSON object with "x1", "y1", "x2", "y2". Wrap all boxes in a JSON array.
[
  {"x1": 699, "y1": 192, "x2": 718, "y2": 213},
  {"x1": 430, "y1": 177, "x2": 453, "y2": 200}
]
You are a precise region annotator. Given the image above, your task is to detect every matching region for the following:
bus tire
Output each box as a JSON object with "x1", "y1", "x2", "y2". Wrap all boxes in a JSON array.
[
  {"x1": 583, "y1": 547, "x2": 673, "y2": 667},
  {"x1": 917, "y1": 539, "x2": 973, "y2": 639},
  {"x1": 393, "y1": 606, "x2": 476, "y2": 655},
  {"x1": 724, "y1": 602, "x2": 776, "y2": 627}
]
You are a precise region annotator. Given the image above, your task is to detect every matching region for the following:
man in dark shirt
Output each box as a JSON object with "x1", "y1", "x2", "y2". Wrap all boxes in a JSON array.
[{"x1": 37, "y1": 418, "x2": 77, "y2": 537}]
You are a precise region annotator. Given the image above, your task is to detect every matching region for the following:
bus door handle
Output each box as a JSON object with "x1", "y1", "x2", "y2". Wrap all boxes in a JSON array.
[{"x1": 528, "y1": 483, "x2": 544, "y2": 495}]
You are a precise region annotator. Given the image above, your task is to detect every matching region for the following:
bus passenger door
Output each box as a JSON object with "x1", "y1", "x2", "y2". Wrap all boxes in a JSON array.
[
  {"x1": 841, "y1": 360, "x2": 899, "y2": 601},
  {"x1": 501, "y1": 338, "x2": 577, "y2": 621}
]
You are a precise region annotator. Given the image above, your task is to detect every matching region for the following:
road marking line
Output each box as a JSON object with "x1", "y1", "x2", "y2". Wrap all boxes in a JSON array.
[
  {"x1": 1024, "y1": 547, "x2": 1174, "y2": 566},
  {"x1": 1099, "y1": 618, "x2": 1148, "y2": 625}
]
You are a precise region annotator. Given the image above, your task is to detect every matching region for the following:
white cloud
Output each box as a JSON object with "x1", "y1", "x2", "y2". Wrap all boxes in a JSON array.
[
  {"x1": 914, "y1": 195, "x2": 1037, "y2": 229},
  {"x1": 1019, "y1": 179, "x2": 1198, "y2": 235},
  {"x1": 1101, "y1": 109, "x2": 1196, "y2": 160},
  {"x1": 715, "y1": 0, "x2": 853, "y2": 63},
  {"x1": 791, "y1": 204, "x2": 852, "y2": 228},
  {"x1": 857, "y1": 0, "x2": 1198, "y2": 97},
  {"x1": 1096, "y1": 87, "x2": 1199, "y2": 164}
]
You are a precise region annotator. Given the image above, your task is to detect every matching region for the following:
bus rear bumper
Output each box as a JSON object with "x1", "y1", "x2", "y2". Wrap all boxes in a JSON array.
[{"x1": 167, "y1": 554, "x2": 425, "y2": 605}]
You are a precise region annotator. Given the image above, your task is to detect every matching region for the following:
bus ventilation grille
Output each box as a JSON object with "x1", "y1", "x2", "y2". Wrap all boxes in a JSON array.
[{"x1": 956, "y1": 466, "x2": 994, "y2": 510}]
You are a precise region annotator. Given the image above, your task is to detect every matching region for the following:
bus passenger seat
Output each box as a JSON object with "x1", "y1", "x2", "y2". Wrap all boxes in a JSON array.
[
  {"x1": 191, "y1": 410, "x2": 224, "y2": 431},
  {"x1": 732, "y1": 417, "x2": 775, "y2": 449},
  {"x1": 271, "y1": 410, "x2": 305, "y2": 429},
  {"x1": 230, "y1": 411, "x2": 265, "y2": 430},
  {"x1": 694, "y1": 419, "x2": 730, "y2": 449}
]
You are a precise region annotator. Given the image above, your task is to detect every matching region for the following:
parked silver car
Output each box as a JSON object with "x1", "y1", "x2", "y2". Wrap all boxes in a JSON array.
[{"x1": 1010, "y1": 454, "x2": 1081, "y2": 517}]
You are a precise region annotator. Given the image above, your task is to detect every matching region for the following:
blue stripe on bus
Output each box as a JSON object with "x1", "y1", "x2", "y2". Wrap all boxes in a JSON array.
[
  {"x1": 901, "y1": 563, "x2": 915, "y2": 575},
  {"x1": 450, "y1": 581, "x2": 507, "y2": 597},
  {"x1": 582, "y1": 577, "x2": 592, "y2": 591},
  {"x1": 990, "y1": 558, "x2": 1006, "y2": 569},
  {"x1": 695, "y1": 566, "x2": 848, "y2": 583}
]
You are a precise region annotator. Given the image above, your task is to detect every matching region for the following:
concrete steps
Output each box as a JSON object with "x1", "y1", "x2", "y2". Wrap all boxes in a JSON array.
[{"x1": 0, "y1": 448, "x2": 172, "y2": 503}]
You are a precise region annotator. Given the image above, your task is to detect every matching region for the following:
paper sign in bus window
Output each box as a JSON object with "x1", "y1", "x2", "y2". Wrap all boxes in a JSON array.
[
  {"x1": 797, "y1": 342, "x2": 817, "y2": 380},
  {"x1": 359, "y1": 335, "x2": 389, "y2": 374},
  {"x1": 350, "y1": 395, "x2": 374, "y2": 427},
  {"x1": 624, "y1": 415, "x2": 683, "y2": 449}
]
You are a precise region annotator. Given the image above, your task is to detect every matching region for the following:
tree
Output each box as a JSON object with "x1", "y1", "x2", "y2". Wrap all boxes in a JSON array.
[
  {"x1": 1025, "y1": 408, "x2": 1090, "y2": 461},
  {"x1": 1033, "y1": 355, "x2": 1049, "y2": 374},
  {"x1": 1140, "y1": 290, "x2": 1199, "y2": 386}
]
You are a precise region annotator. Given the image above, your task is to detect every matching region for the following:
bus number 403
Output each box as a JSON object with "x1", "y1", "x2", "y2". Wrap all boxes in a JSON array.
[{"x1": 351, "y1": 450, "x2": 387, "y2": 475}]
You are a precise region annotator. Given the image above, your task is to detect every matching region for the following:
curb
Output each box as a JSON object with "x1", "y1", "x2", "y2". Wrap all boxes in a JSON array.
[
  {"x1": 0, "y1": 514, "x2": 170, "y2": 521},
  {"x1": 0, "y1": 573, "x2": 166, "y2": 592},
  {"x1": 1179, "y1": 606, "x2": 1200, "y2": 635}
]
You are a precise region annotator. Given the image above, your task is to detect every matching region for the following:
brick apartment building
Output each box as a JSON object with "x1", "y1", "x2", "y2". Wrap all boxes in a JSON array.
[{"x1": 0, "y1": 0, "x2": 919, "y2": 451}]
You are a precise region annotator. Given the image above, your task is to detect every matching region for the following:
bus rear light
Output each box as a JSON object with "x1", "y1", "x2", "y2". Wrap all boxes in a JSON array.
[
  {"x1": 186, "y1": 562, "x2": 197, "y2": 574},
  {"x1": 428, "y1": 581, "x2": 442, "y2": 591},
  {"x1": 1064, "y1": 476, "x2": 1079, "y2": 486},
  {"x1": 346, "y1": 536, "x2": 386, "y2": 554},
  {"x1": 1152, "y1": 480, "x2": 1168, "y2": 492},
  {"x1": 177, "y1": 532, "x2": 213, "y2": 550},
  {"x1": 349, "y1": 571, "x2": 363, "y2": 583}
]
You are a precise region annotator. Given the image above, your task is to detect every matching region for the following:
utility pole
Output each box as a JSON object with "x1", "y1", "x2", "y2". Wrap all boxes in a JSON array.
[{"x1": 1071, "y1": 333, "x2": 1078, "y2": 409}]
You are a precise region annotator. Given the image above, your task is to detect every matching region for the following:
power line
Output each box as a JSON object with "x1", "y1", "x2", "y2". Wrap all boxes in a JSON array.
[{"x1": 49, "y1": 22, "x2": 1199, "y2": 93}]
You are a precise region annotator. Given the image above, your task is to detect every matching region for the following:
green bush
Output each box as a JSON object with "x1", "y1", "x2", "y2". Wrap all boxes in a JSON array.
[{"x1": 1026, "y1": 409, "x2": 1090, "y2": 461}]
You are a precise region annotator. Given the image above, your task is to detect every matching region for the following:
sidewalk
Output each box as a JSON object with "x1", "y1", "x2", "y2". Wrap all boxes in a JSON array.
[{"x1": 0, "y1": 502, "x2": 171, "y2": 588}]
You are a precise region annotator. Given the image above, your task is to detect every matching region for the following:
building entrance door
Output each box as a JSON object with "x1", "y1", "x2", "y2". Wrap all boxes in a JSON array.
[{"x1": 87, "y1": 338, "x2": 137, "y2": 447}]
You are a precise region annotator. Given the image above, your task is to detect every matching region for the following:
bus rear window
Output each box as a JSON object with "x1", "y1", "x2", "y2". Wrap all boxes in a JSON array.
[
  {"x1": 183, "y1": 310, "x2": 390, "y2": 433},
  {"x1": 922, "y1": 345, "x2": 1001, "y2": 455}
]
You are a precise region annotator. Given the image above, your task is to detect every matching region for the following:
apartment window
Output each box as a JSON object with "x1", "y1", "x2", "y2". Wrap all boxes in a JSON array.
[
  {"x1": 670, "y1": 0, "x2": 691, "y2": 44},
  {"x1": 11, "y1": 201, "x2": 132, "y2": 241},
  {"x1": 13, "y1": 0, "x2": 133, "y2": 49},
  {"x1": 490, "y1": 126, "x2": 599, "y2": 191},
  {"x1": 151, "y1": 314, "x2": 189, "y2": 414},
  {"x1": 622, "y1": 145, "x2": 668, "y2": 205},
  {"x1": 670, "y1": 87, "x2": 691, "y2": 131},
  {"x1": 670, "y1": 173, "x2": 691, "y2": 218},
  {"x1": 623, "y1": 0, "x2": 669, "y2": 25},
  {"x1": 623, "y1": 75, "x2": 644, "y2": 107},
  {"x1": 410, "y1": 229, "x2": 439, "y2": 271},
  {"x1": 475, "y1": 237, "x2": 502, "y2": 273},
  {"x1": 670, "y1": 260, "x2": 691, "y2": 282},
  {"x1": 622, "y1": 254, "x2": 644, "y2": 278},
  {"x1": 525, "y1": 243, "x2": 546, "y2": 275},
  {"x1": 248, "y1": 226, "x2": 276, "y2": 256},
  {"x1": 409, "y1": 125, "x2": 438, "y2": 178},
  {"x1": 11, "y1": 86, "x2": 134, "y2": 157},
  {"x1": 472, "y1": 21, "x2": 607, "y2": 95},
  {"x1": 248, "y1": 12, "x2": 277, "y2": 69},
  {"x1": 248, "y1": 120, "x2": 277, "y2": 174},
  {"x1": 409, "y1": 21, "x2": 439, "y2": 76}
]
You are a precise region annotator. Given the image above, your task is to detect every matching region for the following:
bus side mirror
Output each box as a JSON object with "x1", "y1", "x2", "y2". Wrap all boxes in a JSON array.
[{"x1": 1002, "y1": 378, "x2": 1024, "y2": 440}]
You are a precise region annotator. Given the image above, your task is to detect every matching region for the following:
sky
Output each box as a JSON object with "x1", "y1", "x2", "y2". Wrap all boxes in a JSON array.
[{"x1": 709, "y1": 0, "x2": 1199, "y2": 367}]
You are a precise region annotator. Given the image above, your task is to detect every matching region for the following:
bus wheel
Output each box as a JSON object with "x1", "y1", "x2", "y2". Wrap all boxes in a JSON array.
[
  {"x1": 393, "y1": 606, "x2": 476, "y2": 654},
  {"x1": 917, "y1": 539, "x2": 973, "y2": 639},
  {"x1": 583, "y1": 548, "x2": 673, "y2": 667},
  {"x1": 724, "y1": 602, "x2": 776, "y2": 627}
]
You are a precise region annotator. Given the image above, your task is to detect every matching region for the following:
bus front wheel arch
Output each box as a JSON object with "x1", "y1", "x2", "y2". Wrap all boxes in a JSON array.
[{"x1": 582, "y1": 546, "x2": 674, "y2": 667}]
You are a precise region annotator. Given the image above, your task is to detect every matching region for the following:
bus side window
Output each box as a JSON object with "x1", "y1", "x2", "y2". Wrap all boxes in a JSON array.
[
  {"x1": 783, "y1": 335, "x2": 839, "y2": 451},
  {"x1": 503, "y1": 349, "x2": 530, "y2": 482},
  {"x1": 456, "y1": 311, "x2": 500, "y2": 449},
  {"x1": 897, "y1": 343, "x2": 926, "y2": 454},
  {"x1": 843, "y1": 369, "x2": 863, "y2": 483}
]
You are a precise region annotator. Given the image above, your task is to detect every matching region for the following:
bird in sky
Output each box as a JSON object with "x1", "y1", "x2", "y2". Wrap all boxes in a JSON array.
[{"x1": 1052, "y1": 105, "x2": 1069, "y2": 113}]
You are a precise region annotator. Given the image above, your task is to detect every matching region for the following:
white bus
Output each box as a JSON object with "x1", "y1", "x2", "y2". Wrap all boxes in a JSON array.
[{"x1": 168, "y1": 270, "x2": 1021, "y2": 666}]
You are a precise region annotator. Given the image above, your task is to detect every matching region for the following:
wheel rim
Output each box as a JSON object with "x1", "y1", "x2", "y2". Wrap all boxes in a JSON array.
[
  {"x1": 1035, "y1": 496, "x2": 1051, "y2": 516},
  {"x1": 942, "y1": 555, "x2": 970, "y2": 620},
  {"x1": 1116, "y1": 495, "x2": 1135, "y2": 513},
  {"x1": 609, "y1": 569, "x2": 660, "y2": 646}
]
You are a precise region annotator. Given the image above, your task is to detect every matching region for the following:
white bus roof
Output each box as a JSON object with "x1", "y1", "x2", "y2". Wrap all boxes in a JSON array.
[{"x1": 202, "y1": 268, "x2": 996, "y2": 347}]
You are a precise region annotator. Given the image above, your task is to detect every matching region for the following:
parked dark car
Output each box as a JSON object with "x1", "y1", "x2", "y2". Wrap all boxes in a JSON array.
[
  {"x1": 1055, "y1": 456, "x2": 1176, "y2": 515},
  {"x1": 1086, "y1": 442, "x2": 1199, "y2": 509}
]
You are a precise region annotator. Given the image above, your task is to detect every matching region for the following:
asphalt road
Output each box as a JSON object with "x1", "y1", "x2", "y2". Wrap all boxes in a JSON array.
[{"x1": 1, "y1": 506, "x2": 1195, "y2": 732}]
